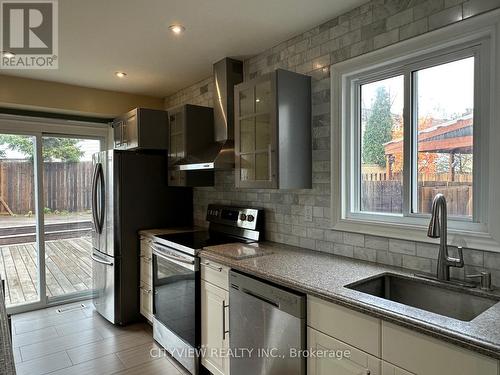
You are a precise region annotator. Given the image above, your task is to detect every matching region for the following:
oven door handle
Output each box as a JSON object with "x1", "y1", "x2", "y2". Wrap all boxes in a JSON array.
[{"x1": 153, "y1": 245, "x2": 195, "y2": 266}]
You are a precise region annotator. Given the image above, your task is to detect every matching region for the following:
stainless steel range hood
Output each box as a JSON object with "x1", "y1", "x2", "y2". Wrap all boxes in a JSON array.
[{"x1": 173, "y1": 58, "x2": 243, "y2": 171}]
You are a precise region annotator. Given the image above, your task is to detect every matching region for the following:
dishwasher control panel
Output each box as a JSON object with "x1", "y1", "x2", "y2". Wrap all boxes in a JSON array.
[{"x1": 229, "y1": 270, "x2": 306, "y2": 319}]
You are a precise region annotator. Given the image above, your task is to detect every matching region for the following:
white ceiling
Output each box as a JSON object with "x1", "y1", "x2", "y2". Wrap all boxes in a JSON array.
[{"x1": 1, "y1": 0, "x2": 365, "y2": 97}]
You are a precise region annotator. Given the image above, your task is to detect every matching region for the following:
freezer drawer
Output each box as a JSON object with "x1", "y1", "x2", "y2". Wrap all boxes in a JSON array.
[{"x1": 92, "y1": 249, "x2": 116, "y2": 324}]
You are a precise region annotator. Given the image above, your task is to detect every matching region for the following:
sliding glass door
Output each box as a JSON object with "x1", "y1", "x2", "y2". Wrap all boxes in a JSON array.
[
  {"x1": 0, "y1": 116, "x2": 107, "y2": 314},
  {"x1": 0, "y1": 134, "x2": 41, "y2": 308},
  {"x1": 42, "y1": 136, "x2": 101, "y2": 303}
]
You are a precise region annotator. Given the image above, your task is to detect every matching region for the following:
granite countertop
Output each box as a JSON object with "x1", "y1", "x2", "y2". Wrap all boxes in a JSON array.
[
  {"x1": 200, "y1": 241, "x2": 500, "y2": 360},
  {"x1": 0, "y1": 280, "x2": 15, "y2": 374},
  {"x1": 139, "y1": 226, "x2": 206, "y2": 238}
]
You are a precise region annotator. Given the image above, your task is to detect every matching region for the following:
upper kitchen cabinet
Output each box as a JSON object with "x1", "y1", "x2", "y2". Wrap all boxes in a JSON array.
[
  {"x1": 112, "y1": 108, "x2": 169, "y2": 150},
  {"x1": 167, "y1": 104, "x2": 215, "y2": 187},
  {"x1": 234, "y1": 69, "x2": 312, "y2": 189}
]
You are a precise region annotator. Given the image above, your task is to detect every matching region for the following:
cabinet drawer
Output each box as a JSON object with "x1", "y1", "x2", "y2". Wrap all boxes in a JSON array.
[
  {"x1": 201, "y1": 260, "x2": 229, "y2": 290},
  {"x1": 140, "y1": 281, "x2": 153, "y2": 322},
  {"x1": 307, "y1": 295, "x2": 381, "y2": 357},
  {"x1": 308, "y1": 327, "x2": 381, "y2": 375},
  {"x1": 382, "y1": 321, "x2": 499, "y2": 375},
  {"x1": 140, "y1": 256, "x2": 152, "y2": 285}
]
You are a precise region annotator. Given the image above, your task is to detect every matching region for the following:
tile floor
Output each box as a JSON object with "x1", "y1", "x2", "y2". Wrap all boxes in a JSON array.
[{"x1": 12, "y1": 301, "x2": 189, "y2": 375}]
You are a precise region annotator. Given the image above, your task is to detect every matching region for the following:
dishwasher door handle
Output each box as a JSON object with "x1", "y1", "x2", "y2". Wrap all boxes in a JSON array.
[{"x1": 241, "y1": 288, "x2": 280, "y2": 308}]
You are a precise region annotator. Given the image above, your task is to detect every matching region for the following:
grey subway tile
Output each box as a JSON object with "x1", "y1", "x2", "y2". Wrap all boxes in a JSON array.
[
  {"x1": 416, "y1": 242, "x2": 439, "y2": 259},
  {"x1": 413, "y1": 0, "x2": 445, "y2": 20},
  {"x1": 386, "y1": 8, "x2": 414, "y2": 30},
  {"x1": 399, "y1": 18, "x2": 428, "y2": 40},
  {"x1": 365, "y1": 235, "x2": 389, "y2": 251},
  {"x1": 343, "y1": 232, "x2": 365, "y2": 247},
  {"x1": 373, "y1": 28, "x2": 399, "y2": 49},
  {"x1": 353, "y1": 247, "x2": 377, "y2": 262},
  {"x1": 428, "y1": 5, "x2": 463, "y2": 30},
  {"x1": 389, "y1": 239, "x2": 416, "y2": 255},
  {"x1": 463, "y1": 0, "x2": 500, "y2": 18},
  {"x1": 334, "y1": 243, "x2": 355, "y2": 257},
  {"x1": 402, "y1": 255, "x2": 433, "y2": 273}
]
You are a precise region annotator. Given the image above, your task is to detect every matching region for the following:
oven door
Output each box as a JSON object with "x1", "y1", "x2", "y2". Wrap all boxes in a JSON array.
[{"x1": 152, "y1": 243, "x2": 199, "y2": 348}]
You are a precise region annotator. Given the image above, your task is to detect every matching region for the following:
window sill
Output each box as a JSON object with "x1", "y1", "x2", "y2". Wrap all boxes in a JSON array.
[{"x1": 332, "y1": 217, "x2": 500, "y2": 253}]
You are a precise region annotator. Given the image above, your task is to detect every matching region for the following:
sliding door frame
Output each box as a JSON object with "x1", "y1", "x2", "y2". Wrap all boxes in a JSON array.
[{"x1": 0, "y1": 113, "x2": 109, "y2": 314}]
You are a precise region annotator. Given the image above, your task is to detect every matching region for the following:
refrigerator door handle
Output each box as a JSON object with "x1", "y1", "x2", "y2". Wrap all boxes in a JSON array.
[
  {"x1": 91, "y1": 162, "x2": 99, "y2": 233},
  {"x1": 96, "y1": 163, "x2": 105, "y2": 234},
  {"x1": 91, "y1": 253, "x2": 113, "y2": 266}
]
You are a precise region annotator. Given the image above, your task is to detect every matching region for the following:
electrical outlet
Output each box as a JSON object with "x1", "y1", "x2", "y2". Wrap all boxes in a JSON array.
[{"x1": 305, "y1": 206, "x2": 313, "y2": 222}]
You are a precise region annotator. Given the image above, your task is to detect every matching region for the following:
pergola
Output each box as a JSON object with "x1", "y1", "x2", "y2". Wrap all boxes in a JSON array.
[{"x1": 384, "y1": 114, "x2": 473, "y2": 179}]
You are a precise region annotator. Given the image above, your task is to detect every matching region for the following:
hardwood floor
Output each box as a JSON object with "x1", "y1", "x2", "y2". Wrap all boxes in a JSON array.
[
  {"x1": 0, "y1": 237, "x2": 93, "y2": 307},
  {"x1": 12, "y1": 301, "x2": 189, "y2": 375}
]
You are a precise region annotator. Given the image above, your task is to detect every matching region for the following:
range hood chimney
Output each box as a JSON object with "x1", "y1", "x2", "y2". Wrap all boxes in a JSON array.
[{"x1": 175, "y1": 58, "x2": 243, "y2": 171}]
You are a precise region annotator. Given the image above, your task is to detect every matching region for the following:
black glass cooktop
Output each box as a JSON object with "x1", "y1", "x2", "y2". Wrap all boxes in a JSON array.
[{"x1": 155, "y1": 231, "x2": 252, "y2": 250}]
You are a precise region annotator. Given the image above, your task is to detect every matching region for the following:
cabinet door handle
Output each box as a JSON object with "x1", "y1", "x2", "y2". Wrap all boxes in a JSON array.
[
  {"x1": 204, "y1": 262, "x2": 222, "y2": 272},
  {"x1": 222, "y1": 302, "x2": 229, "y2": 340}
]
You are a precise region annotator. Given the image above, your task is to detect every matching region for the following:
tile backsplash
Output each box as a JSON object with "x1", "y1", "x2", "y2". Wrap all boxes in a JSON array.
[{"x1": 165, "y1": 0, "x2": 500, "y2": 286}]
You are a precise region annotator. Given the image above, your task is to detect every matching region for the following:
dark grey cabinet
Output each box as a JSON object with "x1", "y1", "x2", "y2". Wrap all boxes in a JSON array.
[
  {"x1": 112, "y1": 108, "x2": 168, "y2": 150},
  {"x1": 167, "y1": 104, "x2": 214, "y2": 187},
  {"x1": 234, "y1": 69, "x2": 312, "y2": 189}
]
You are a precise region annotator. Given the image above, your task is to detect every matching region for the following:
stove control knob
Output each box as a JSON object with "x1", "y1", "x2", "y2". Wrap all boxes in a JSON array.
[
  {"x1": 247, "y1": 214, "x2": 255, "y2": 222},
  {"x1": 239, "y1": 213, "x2": 247, "y2": 221}
]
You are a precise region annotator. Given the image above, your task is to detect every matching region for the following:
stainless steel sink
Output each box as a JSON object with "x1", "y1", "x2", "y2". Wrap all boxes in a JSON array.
[{"x1": 346, "y1": 273, "x2": 500, "y2": 321}]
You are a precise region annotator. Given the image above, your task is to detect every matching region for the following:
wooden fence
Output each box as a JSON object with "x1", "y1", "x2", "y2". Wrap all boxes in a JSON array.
[
  {"x1": 0, "y1": 160, "x2": 93, "y2": 215},
  {"x1": 361, "y1": 173, "x2": 473, "y2": 216}
]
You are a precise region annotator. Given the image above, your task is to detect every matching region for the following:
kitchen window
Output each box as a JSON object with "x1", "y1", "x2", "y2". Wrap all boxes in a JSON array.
[{"x1": 331, "y1": 11, "x2": 500, "y2": 251}]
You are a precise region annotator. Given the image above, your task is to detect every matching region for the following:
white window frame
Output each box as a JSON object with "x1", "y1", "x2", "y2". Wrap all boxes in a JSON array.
[{"x1": 331, "y1": 9, "x2": 500, "y2": 252}]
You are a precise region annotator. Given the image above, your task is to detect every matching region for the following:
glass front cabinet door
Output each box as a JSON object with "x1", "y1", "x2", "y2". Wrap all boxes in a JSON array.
[
  {"x1": 167, "y1": 109, "x2": 186, "y2": 186},
  {"x1": 234, "y1": 69, "x2": 312, "y2": 189},
  {"x1": 235, "y1": 76, "x2": 277, "y2": 188}
]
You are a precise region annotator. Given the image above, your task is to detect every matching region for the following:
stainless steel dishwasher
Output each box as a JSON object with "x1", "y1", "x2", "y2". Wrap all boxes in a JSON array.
[{"x1": 229, "y1": 270, "x2": 306, "y2": 375}]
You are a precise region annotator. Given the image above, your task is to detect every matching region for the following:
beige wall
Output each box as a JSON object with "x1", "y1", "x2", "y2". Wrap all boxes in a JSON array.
[{"x1": 0, "y1": 75, "x2": 164, "y2": 117}]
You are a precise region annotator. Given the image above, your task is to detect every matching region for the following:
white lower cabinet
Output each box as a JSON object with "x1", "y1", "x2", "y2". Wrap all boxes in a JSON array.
[
  {"x1": 139, "y1": 236, "x2": 153, "y2": 323},
  {"x1": 201, "y1": 280, "x2": 230, "y2": 375},
  {"x1": 382, "y1": 321, "x2": 498, "y2": 375},
  {"x1": 308, "y1": 327, "x2": 381, "y2": 375},
  {"x1": 139, "y1": 281, "x2": 153, "y2": 322},
  {"x1": 307, "y1": 295, "x2": 499, "y2": 375}
]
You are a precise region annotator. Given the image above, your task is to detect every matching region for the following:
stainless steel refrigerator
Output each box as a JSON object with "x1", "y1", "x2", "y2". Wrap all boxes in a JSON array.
[{"x1": 91, "y1": 150, "x2": 192, "y2": 325}]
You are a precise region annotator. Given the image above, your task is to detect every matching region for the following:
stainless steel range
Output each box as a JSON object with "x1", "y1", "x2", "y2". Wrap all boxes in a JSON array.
[{"x1": 151, "y1": 204, "x2": 264, "y2": 375}]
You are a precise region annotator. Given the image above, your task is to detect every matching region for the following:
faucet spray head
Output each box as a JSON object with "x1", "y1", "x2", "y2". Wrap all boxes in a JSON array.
[
  {"x1": 427, "y1": 214, "x2": 440, "y2": 238},
  {"x1": 427, "y1": 193, "x2": 445, "y2": 238}
]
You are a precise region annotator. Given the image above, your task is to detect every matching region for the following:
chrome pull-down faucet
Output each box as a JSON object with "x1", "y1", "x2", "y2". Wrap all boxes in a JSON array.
[{"x1": 427, "y1": 193, "x2": 464, "y2": 281}]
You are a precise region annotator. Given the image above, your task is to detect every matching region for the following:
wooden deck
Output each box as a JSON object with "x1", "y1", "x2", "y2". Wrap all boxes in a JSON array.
[{"x1": 0, "y1": 237, "x2": 92, "y2": 307}]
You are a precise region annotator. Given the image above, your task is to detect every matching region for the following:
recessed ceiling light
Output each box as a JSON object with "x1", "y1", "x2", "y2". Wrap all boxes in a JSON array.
[
  {"x1": 2, "y1": 51, "x2": 15, "y2": 58},
  {"x1": 115, "y1": 71, "x2": 127, "y2": 78},
  {"x1": 169, "y1": 24, "x2": 185, "y2": 34}
]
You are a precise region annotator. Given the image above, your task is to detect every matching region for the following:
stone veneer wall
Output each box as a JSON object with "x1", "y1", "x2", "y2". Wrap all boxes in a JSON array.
[{"x1": 165, "y1": 0, "x2": 500, "y2": 285}]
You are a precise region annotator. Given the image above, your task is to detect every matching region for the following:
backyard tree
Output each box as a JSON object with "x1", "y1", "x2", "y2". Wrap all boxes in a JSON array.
[
  {"x1": 0, "y1": 135, "x2": 84, "y2": 162},
  {"x1": 362, "y1": 87, "x2": 393, "y2": 167}
]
